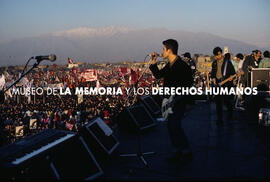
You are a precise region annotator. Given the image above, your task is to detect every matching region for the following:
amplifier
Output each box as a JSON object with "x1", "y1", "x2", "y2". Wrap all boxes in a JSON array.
[{"x1": 249, "y1": 68, "x2": 270, "y2": 90}]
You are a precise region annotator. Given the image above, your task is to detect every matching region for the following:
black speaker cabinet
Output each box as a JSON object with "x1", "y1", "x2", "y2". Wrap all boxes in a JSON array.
[
  {"x1": 249, "y1": 68, "x2": 270, "y2": 90},
  {"x1": 151, "y1": 94, "x2": 163, "y2": 107},
  {"x1": 140, "y1": 95, "x2": 161, "y2": 117},
  {"x1": 117, "y1": 104, "x2": 157, "y2": 132},
  {"x1": 47, "y1": 135, "x2": 103, "y2": 180},
  {"x1": 0, "y1": 132, "x2": 103, "y2": 180},
  {"x1": 79, "y1": 117, "x2": 119, "y2": 161}
]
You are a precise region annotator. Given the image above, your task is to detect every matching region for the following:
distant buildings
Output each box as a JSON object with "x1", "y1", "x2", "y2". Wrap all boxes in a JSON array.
[{"x1": 1, "y1": 55, "x2": 217, "y2": 75}]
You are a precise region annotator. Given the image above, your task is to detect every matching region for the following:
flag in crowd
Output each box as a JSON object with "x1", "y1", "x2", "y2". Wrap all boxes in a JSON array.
[
  {"x1": 68, "y1": 57, "x2": 74, "y2": 64},
  {"x1": 0, "y1": 59, "x2": 156, "y2": 96},
  {"x1": 130, "y1": 69, "x2": 138, "y2": 85}
]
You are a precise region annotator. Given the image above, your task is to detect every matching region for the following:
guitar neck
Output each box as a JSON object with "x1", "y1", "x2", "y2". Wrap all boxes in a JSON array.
[
  {"x1": 219, "y1": 74, "x2": 237, "y2": 86},
  {"x1": 219, "y1": 72, "x2": 243, "y2": 86}
]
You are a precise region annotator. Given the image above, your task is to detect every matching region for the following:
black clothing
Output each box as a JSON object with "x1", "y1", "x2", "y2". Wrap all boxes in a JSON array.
[
  {"x1": 211, "y1": 58, "x2": 235, "y2": 122},
  {"x1": 211, "y1": 59, "x2": 236, "y2": 87},
  {"x1": 149, "y1": 56, "x2": 193, "y2": 88},
  {"x1": 149, "y1": 56, "x2": 193, "y2": 105},
  {"x1": 215, "y1": 95, "x2": 234, "y2": 121},
  {"x1": 242, "y1": 55, "x2": 259, "y2": 86},
  {"x1": 149, "y1": 56, "x2": 192, "y2": 153}
]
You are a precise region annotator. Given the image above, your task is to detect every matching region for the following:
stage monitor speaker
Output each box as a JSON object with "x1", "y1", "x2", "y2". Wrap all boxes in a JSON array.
[
  {"x1": 140, "y1": 95, "x2": 161, "y2": 117},
  {"x1": 249, "y1": 68, "x2": 270, "y2": 90},
  {"x1": 79, "y1": 117, "x2": 119, "y2": 160},
  {"x1": 0, "y1": 132, "x2": 103, "y2": 180},
  {"x1": 47, "y1": 135, "x2": 103, "y2": 180},
  {"x1": 151, "y1": 94, "x2": 163, "y2": 107},
  {"x1": 117, "y1": 104, "x2": 157, "y2": 132}
]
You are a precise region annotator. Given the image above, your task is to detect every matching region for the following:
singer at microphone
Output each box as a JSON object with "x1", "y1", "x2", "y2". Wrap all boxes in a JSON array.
[
  {"x1": 148, "y1": 39, "x2": 194, "y2": 164},
  {"x1": 150, "y1": 52, "x2": 161, "y2": 64}
]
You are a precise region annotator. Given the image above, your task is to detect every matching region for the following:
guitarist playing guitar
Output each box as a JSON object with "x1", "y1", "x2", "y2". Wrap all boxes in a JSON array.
[
  {"x1": 149, "y1": 39, "x2": 193, "y2": 165},
  {"x1": 211, "y1": 47, "x2": 236, "y2": 126}
]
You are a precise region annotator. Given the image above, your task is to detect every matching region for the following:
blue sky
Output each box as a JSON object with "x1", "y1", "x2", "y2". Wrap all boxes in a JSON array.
[{"x1": 0, "y1": 0, "x2": 269, "y2": 47}]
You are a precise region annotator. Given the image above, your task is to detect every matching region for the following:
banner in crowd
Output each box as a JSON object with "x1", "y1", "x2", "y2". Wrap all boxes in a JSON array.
[
  {"x1": 66, "y1": 122, "x2": 73, "y2": 131},
  {"x1": 15, "y1": 126, "x2": 24, "y2": 137},
  {"x1": 81, "y1": 69, "x2": 98, "y2": 81},
  {"x1": 78, "y1": 94, "x2": 83, "y2": 104},
  {"x1": 0, "y1": 74, "x2": 5, "y2": 90},
  {"x1": 30, "y1": 119, "x2": 37, "y2": 130}
]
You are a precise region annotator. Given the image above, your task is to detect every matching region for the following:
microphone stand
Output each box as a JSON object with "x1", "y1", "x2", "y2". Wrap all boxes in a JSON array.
[
  {"x1": 119, "y1": 55, "x2": 156, "y2": 168},
  {"x1": 0, "y1": 58, "x2": 42, "y2": 104},
  {"x1": 124, "y1": 56, "x2": 153, "y2": 106}
]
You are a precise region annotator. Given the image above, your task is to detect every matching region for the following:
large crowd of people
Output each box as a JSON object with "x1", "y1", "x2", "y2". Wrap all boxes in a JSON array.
[
  {"x1": 0, "y1": 49, "x2": 269, "y2": 146},
  {"x1": 0, "y1": 62, "x2": 162, "y2": 146}
]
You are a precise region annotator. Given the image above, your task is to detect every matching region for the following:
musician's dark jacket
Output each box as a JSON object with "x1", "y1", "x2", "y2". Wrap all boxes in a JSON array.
[
  {"x1": 242, "y1": 55, "x2": 259, "y2": 86},
  {"x1": 149, "y1": 56, "x2": 193, "y2": 106},
  {"x1": 211, "y1": 59, "x2": 235, "y2": 87}
]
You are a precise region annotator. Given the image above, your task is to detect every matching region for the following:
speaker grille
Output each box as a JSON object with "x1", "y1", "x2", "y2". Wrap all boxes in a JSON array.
[
  {"x1": 89, "y1": 122, "x2": 117, "y2": 151},
  {"x1": 128, "y1": 105, "x2": 156, "y2": 128}
]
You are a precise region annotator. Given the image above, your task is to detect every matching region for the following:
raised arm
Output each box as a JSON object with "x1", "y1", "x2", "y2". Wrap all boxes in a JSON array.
[
  {"x1": 149, "y1": 63, "x2": 167, "y2": 79},
  {"x1": 149, "y1": 52, "x2": 167, "y2": 79}
]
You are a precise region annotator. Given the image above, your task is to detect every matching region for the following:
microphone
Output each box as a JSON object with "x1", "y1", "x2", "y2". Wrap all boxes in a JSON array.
[
  {"x1": 35, "y1": 54, "x2": 56, "y2": 62},
  {"x1": 149, "y1": 53, "x2": 161, "y2": 59}
]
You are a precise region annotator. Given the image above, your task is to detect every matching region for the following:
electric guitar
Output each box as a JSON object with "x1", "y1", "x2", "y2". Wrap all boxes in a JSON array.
[
  {"x1": 218, "y1": 72, "x2": 244, "y2": 86},
  {"x1": 161, "y1": 95, "x2": 184, "y2": 120}
]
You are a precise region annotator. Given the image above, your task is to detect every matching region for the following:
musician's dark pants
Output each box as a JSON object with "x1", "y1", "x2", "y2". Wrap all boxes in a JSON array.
[
  {"x1": 215, "y1": 95, "x2": 233, "y2": 121},
  {"x1": 167, "y1": 104, "x2": 189, "y2": 152}
]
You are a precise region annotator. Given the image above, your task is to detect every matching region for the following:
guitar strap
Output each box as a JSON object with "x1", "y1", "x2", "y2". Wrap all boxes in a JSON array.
[{"x1": 223, "y1": 59, "x2": 228, "y2": 77}]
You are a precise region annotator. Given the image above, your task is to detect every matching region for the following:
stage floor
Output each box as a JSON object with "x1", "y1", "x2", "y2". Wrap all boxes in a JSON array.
[{"x1": 99, "y1": 101, "x2": 270, "y2": 180}]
